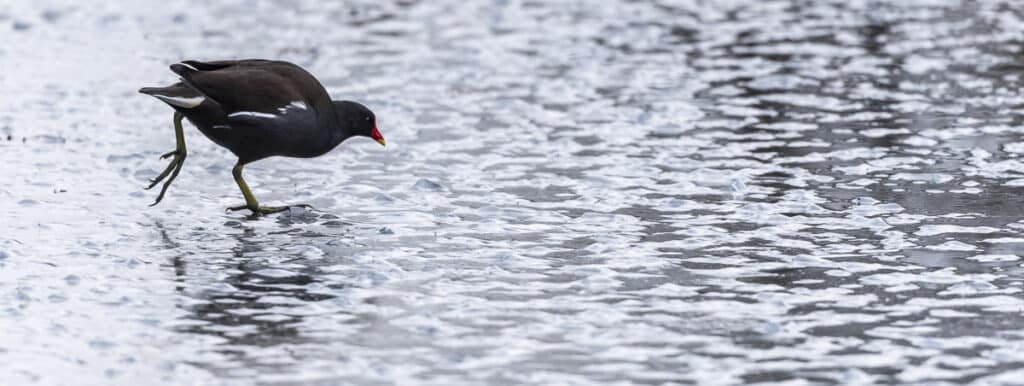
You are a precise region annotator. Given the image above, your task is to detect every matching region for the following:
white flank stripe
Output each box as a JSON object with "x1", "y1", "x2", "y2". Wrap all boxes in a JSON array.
[
  {"x1": 278, "y1": 101, "x2": 309, "y2": 114},
  {"x1": 179, "y1": 62, "x2": 198, "y2": 71},
  {"x1": 228, "y1": 111, "x2": 278, "y2": 119},
  {"x1": 154, "y1": 94, "x2": 204, "y2": 108}
]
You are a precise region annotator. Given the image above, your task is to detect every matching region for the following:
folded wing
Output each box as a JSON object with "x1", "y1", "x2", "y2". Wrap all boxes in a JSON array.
[{"x1": 170, "y1": 59, "x2": 311, "y2": 115}]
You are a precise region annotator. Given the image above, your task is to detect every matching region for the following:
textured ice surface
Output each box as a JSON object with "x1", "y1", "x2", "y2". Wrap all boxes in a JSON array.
[{"x1": 3, "y1": 0, "x2": 1024, "y2": 385}]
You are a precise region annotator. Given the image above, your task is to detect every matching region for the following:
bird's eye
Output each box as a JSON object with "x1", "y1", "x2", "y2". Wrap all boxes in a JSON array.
[{"x1": 365, "y1": 116, "x2": 371, "y2": 121}]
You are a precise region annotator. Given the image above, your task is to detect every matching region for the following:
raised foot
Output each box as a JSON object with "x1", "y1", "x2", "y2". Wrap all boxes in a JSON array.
[
  {"x1": 226, "y1": 204, "x2": 313, "y2": 215},
  {"x1": 147, "y1": 149, "x2": 186, "y2": 206}
]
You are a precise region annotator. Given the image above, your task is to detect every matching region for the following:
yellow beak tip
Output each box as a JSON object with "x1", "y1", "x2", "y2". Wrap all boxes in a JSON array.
[{"x1": 376, "y1": 138, "x2": 387, "y2": 147}]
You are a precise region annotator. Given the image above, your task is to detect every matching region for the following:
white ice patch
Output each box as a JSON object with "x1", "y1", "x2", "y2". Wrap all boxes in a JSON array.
[
  {"x1": 916, "y1": 225, "x2": 1001, "y2": 236},
  {"x1": 228, "y1": 111, "x2": 278, "y2": 119},
  {"x1": 968, "y1": 254, "x2": 1021, "y2": 262},
  {"x1": 153, "y1": 94, "x2": 204, "y2": 108}
]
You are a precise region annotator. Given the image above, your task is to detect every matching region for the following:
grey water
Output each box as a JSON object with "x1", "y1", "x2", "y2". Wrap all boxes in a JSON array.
[{"x1": 3, "y1": 0, "x2": 1024, "y2": 384}]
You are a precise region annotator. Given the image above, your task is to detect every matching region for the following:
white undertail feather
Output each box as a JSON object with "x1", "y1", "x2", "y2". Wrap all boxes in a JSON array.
[{"x1": 153, "y1": 94, "x2": 204, "y2": 108}]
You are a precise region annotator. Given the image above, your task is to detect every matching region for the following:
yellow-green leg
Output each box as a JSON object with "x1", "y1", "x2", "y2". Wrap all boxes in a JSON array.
[
  {"x1": 227, "y1": 162, "x2": 307, "y2": 215},
  {"x1": 148, "y1": 111, "x2": 187, "y2": 206}
]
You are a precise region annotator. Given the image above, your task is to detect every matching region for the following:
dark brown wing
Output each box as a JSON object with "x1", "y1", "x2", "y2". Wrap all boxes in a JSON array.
[{"x1": 171, "y1": 59, "x2": 332, "y2": 115}]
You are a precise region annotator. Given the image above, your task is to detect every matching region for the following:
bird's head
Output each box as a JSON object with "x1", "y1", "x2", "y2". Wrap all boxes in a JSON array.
[{"x1": 333, "y1": 100, "x2": 385, "y2": 147}]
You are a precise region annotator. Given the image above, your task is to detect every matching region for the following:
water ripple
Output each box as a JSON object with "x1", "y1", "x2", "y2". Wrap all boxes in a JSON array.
[{"x1": 3, "y1": 0, "x2": 1024, "y2": 385}]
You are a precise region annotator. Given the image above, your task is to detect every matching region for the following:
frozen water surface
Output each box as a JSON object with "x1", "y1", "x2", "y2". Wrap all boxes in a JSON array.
[{"x1": 3, "y1": 0, "x2": 1024, "y2": 384}]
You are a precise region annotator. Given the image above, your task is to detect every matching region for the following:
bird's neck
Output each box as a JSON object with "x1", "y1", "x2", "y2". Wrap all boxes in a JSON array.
[
  {"x1": 289, "y1": 115, "x2": 350, "y2": 158},
  {"x1": 327, "y1": 120, "x2": 355, "y2": 150}
]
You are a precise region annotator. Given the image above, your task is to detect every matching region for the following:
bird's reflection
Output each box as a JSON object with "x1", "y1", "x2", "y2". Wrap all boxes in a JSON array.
[{"x1": 155, "y1": 218, "x2": 338, "y2": 371}]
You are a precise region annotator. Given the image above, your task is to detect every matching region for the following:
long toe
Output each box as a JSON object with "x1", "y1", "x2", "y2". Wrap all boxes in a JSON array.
[
  {"x1": 256, "y1": 206, "x2": 290, "y2": 215},
  {"x1": 149, "y1": 157, "x2": 185, "y2": 205},
  {"x1": 225, "y1": 204, "x2": 306, "y2": 215},
  {"x1": 146, "y1": 162, "x2": 174, "y2": 190},
  {"x1": 226, "y1": 204, "x2": 253, "y2": 212},
  {"x1": 147, "y1": 154, "x2": 185, "y2": 190}
]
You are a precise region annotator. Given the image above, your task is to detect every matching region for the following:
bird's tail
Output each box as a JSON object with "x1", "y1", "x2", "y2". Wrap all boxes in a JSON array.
[{"x1": 139, "y1": 84, "x2": 205, "y2": 109}]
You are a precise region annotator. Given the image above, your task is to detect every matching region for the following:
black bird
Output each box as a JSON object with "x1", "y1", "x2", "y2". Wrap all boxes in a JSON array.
[{"x1": 140, "y1": 59, "x2": 385, "y2": 215}]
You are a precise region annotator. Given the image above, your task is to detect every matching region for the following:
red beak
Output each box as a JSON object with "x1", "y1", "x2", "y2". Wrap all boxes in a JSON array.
[{"x1": 371, "y1": 124, "x2": 385, "y2": 147}]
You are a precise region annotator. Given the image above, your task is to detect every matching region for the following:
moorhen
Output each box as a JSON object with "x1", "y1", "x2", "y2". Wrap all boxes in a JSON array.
[{"x1": 140, "y1": 59, "x2": 385, "y2": 215}]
